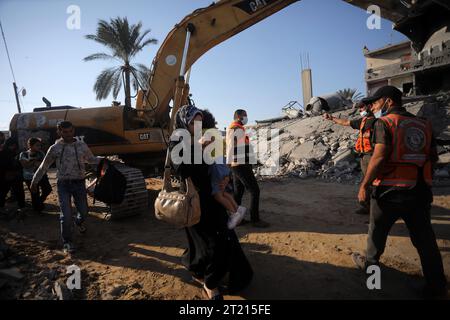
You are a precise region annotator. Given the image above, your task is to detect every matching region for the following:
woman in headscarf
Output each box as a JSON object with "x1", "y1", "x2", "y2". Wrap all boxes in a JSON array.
[{"x1": 171, "y1": 105, "x2": 253, "y2": 300}]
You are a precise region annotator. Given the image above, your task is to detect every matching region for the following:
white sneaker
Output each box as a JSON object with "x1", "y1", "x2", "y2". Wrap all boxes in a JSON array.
[
  {"x1": 227, "y1": 207, "x2": 246, "y2": 230},
  {"x1": 237, "y1": 206, "x2": 247, "y2": 218},
  {"x1": 227, "y1": 212, "x2": 240, "y2": 230}
]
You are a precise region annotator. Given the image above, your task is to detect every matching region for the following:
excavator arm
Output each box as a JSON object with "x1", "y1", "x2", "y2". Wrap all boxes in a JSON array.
[{"x1": 136, "y1": 0, "x2": 300, "y2": 127}]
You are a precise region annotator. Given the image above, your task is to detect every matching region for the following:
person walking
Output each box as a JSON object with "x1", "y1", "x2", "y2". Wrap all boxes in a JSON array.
[
  {"x1": 227, "y1": 109, "x2": 269, "y2": 228},
  {"x1": 172, "y1": 105, "x2": 253, "y2": 300},
  {"x1": 353, "y1": 86, "x2": 447, "y2": 299},
  {"x1": 20, "y1": 137, "x2": 52, "y2": 213},
  {"x1": 31, "y1": 121, "x2": 98, "y2": 254}
]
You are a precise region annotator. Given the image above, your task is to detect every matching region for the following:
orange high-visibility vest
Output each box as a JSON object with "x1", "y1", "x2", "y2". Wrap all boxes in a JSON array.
[
  {"x1": 373, "y1": 113, "x2": 433, "y2": 188},
  {"x1": 228, "y1": 121, "x2": 250, "y2": 165},
  {"x1": 229, "y1": 121, "x2": 250, "y2": 145},
  {"x1": 355, "y1": 117, "x2": 374, "y2": 154}
]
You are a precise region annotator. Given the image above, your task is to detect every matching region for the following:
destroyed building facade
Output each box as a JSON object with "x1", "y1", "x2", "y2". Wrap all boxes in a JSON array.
[{"x1": 365, "y1": 26, "x2": 450, "y2": 97}]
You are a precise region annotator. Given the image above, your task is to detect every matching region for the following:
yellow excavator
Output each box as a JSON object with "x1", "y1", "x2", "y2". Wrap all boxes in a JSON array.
[{"x1": 8, "y1": 0, "x2": 449, "y2": 218}]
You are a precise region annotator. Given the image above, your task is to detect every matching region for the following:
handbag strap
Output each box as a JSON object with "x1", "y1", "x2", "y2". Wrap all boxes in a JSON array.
[
  {"x1": 162, "y1": 147, "x2": 192, "y2": 194},
  {"x1": 162, "y1": 148, "x2": 172, "y2": 191}
]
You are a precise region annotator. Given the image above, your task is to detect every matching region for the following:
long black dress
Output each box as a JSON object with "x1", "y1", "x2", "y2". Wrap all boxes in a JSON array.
[{"x1": 173, "y1": 145, "x2": 253, "y2": 293}]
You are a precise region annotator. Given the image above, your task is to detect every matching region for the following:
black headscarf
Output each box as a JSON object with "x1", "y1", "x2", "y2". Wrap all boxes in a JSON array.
[{"x1": 175, "y1": 105, "x2": 203, "y2": 130}]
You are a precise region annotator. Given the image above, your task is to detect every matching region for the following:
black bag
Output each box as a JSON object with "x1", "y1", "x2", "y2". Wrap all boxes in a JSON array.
[{"x1": 94, "y1": 159, "x2": 127, "y2": 204}]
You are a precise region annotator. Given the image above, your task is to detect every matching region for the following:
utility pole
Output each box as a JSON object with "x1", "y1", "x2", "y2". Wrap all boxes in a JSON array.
[
  {"x1": 13, "y1": 82, "x2": 21, "y2": 113},
  {"x1": 1, "y1": 20, "x2": 22, "y2": 113}
]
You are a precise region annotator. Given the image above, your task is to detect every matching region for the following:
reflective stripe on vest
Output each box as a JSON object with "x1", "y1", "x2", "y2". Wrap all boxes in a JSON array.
[
  {"x1": 228, "y1": 121, "x2": 250, "y2": 164},
  {"x1": 373, "y1": 114, "x2": 433, "y2": 188},
  {"x1": 355, "y1": 117, "x2": 373, "y2": 154},
  {"x1": 229, "y1": 121, "x2": 250, "y2": 145}
]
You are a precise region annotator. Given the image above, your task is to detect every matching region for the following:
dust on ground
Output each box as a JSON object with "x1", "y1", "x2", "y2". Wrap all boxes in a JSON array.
[{"x1": 0, "y1": 175, "x2": 449, "y2": 300}]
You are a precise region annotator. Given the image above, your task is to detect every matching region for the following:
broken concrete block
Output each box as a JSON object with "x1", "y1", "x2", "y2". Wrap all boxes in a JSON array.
[
  {"x1": 280, "y1": 140, "x2": 298, "y2": 159},
  {"x1": 332, "y1": 149, "x2": 354, "y2": 166},
  {"x1": 309, "y1": 142, "x2": 330, "y2": 163},
  {"x1": 290, "y1": 141, "x2": 314, "y2": 160},
  {"x1": 331, "y1": 142, "x2": 340, "y2": 151}
]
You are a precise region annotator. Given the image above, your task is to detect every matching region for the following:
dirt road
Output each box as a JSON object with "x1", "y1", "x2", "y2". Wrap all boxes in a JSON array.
[{"x1": 1, "y1": 176, "x2": 449, "y2": 300}]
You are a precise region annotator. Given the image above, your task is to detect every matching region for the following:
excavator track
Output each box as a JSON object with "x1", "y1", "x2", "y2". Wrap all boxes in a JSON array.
[{"x1": 92, "y1": 164, "x2": 148, "y2": 220}]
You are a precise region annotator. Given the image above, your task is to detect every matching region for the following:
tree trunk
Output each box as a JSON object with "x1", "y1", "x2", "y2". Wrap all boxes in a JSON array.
[{"x1": 124, "y1": 64, "x2": 131, "y2": 108}]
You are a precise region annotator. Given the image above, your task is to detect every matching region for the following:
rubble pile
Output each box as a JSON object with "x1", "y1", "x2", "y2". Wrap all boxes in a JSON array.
[
  {"x1": 253, "y1": 92, "x2": 450, "y2": 184},
  {"x1": 0, "y1": 236, "x2": 77, "y2": 300},
  {"x1": 408, "y1": 93, "x2": 450, "y2": 181}
]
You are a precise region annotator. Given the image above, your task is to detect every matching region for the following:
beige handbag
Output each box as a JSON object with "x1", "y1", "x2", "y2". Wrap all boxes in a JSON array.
[{"x1": 154, "y1": 150, "x2": 201, "y2": 228}]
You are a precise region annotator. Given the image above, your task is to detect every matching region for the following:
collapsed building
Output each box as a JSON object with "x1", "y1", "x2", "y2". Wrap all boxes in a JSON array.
[{"x1": 253, "y1": 30, "x2": 450, "y2": 183}]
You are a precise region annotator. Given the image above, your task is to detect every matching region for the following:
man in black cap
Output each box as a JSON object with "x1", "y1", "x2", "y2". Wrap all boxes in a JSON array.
[{"x1": 352, "y1": 86, "x2": 447, "y2": 298}]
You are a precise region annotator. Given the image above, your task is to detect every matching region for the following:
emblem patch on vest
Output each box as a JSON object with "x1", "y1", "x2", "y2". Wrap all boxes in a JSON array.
[{"x1": 404, "y1": 127, "x2": 426, "y2": 152}]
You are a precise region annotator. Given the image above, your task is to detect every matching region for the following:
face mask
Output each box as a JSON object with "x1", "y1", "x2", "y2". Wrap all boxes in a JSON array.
[
  {"x1": 241, "y1": 116, "x2": 248, "y2": 125},
  {"x1": 360, "y1": 111, "x2": 368, "y2": 118},
  {"x1": 374, "y1": 100, "x2": 388, "y2": 119}
]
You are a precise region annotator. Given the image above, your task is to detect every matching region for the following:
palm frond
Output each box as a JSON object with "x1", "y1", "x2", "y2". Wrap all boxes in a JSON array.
[
  {"x1": 111, "y1": 68, "x2": 124, "y2": 99},
  {"x1": 337, "y1": 88, "x2": 364, "y2": 102},
  {"x1": 130, "y1": 63, "x2": 150, "y2": 92},
  {"x1": 83, "y1": 53, "x2": 117, "y2": 62},
  {"x1": 93, "y1": 67, "x2": 122, "y2": 101}
]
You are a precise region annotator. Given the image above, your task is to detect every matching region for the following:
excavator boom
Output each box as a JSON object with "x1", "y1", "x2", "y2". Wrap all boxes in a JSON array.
[{"x1": 136, "y1": 0, "x2": 300, "y2": 126}]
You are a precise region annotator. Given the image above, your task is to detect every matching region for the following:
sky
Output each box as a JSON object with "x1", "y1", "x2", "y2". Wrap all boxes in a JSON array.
[{"x1": 0, "y1": 0, "x2": 407, "y2": 130}]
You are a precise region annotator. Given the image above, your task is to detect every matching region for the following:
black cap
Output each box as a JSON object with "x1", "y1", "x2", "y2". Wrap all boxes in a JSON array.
[{"x1": 362, "y1": 86, "x2": 403, "y2": 105}]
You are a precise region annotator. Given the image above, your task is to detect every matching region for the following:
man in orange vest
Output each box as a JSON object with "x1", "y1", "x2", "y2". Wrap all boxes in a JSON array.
[
  {"x1": 227, "y1": 109, "x2": 269, "y2": 228},
  {"x1": 353, "y1": 86, "x2": 447, "y2": 298},
  {"x1": 324, "y1": 101, "x2": 375, "y2": 215}
]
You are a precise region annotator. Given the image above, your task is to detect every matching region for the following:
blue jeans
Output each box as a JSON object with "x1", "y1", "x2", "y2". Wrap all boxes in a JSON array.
[{"x1": 57, "y1": 180, "x2": 88, "y2": 244}]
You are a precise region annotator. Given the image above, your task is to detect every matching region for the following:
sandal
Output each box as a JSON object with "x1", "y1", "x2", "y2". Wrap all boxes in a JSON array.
[
  {"x1": 192, "y1": 276, "x2": 204, "y2": 286},
  {"x1": 202, "y1": 285, "x2": 224, "y2": 300}
]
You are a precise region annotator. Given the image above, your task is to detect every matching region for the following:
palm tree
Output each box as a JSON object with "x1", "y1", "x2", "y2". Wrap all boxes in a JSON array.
[
  {"x1": 84, "y1": 17, "x2": 157, "y2": 107},
  {"x1": 337, "y1": 88, "x2": 364, "y2": 103}
]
